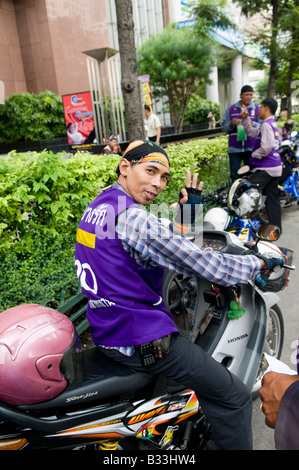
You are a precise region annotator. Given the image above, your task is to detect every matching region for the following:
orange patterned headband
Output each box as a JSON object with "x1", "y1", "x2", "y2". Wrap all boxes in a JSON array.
[{"x1": 123, "y1": 140, "x2": 170, "y2": 170}]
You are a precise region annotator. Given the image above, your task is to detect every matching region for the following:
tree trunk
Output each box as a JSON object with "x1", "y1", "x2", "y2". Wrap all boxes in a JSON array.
[
  {"x1": 267, "y1": 0, "x2": 279, "y2": 97},
  {"x1": 115, "y1": 0, "x2": 145, "y2": 142}
]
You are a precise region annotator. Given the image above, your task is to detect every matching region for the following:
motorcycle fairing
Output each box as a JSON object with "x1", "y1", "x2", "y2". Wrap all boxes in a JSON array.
[
  {"x1": 0, "y1": 348, "x2": 198, "y2": 443},
  {"x1": 49, "y1": 389, "x2": 199, "y2": 442}
]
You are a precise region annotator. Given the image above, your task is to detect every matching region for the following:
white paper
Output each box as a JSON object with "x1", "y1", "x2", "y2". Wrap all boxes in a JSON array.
[{"x1": 264, "y1": 353, "x2": 297, "y2": 376}]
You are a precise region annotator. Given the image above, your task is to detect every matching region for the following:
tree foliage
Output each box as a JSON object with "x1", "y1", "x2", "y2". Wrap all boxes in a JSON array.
[
  {"x1": 191, "y1": 0, "x2": 236, "y2": 37},
  {"x1": 232, "y1": 0, "x2": 299, "y2": 105},
  {"x1": 137, "y1": 25, "x2": 214, "y2": 133}
]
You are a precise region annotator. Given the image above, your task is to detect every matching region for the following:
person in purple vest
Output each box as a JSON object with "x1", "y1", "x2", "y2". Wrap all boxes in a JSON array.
[
  {"x1": 75, "y1": 140, "x2": 283, "y2": 450},
  {"x1": 222, "y1": 85, "x2": 261, "y2": 181},
  {"x1": 241, "y1": 97, "x2": 282, "y2": 231}
]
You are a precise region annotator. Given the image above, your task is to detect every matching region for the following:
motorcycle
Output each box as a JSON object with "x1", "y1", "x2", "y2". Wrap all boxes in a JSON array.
[
  {"x1": 0, "y1": 226, "x2": 294, "y2": 451},
  {"x1": 202, "y1": 184, "x2": 262, "y2": 243},
  {"x1": 1, "y1": 304, "x2": 211, "y2": 451},
  {"x1": 162, "y1": 224, "x2": 293, "y2": 397},
  {"x1": 278, "y1": 132, "x2": 299, "y2": 207}
]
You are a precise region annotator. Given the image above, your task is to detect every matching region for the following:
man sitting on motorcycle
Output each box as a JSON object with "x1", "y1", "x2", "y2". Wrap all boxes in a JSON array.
[{"x1": 75, "y1": 140, "x2": 282, "y2": 450}]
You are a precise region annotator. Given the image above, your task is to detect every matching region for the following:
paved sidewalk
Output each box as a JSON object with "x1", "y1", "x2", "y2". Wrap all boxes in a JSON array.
[{"x1": 252, "y1": 202, "x2": 299, "y2": 450}]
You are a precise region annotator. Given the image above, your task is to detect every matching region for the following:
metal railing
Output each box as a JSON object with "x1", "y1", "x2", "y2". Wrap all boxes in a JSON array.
[{"x1": 56, "y1": 286, "x2": 89, "y2": 336}]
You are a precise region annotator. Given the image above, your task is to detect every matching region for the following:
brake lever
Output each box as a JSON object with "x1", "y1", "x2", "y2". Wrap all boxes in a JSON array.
[{"x1": 283, "y1": 264, "x2": 296, "y2": 270}]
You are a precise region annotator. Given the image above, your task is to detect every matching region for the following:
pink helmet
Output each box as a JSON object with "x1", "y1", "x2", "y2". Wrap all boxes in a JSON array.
[{"x1": 0, "y1": 304, "x2": 82, "y2": 405}]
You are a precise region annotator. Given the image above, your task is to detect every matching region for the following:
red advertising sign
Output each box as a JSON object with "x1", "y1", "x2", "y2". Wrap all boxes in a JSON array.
[{"x1": 62, "y1": 91, "x2": 97, "y2": 150}]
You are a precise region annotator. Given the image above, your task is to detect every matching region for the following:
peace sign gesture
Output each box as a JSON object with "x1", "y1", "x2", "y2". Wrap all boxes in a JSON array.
[{"x1": 179, "y1": 171, "x2": 203, "y2": 206}]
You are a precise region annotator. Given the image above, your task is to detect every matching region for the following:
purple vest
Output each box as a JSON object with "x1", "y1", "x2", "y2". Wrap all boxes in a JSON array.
[
  {"x1": 75, "y1": 187, "x2": 178, "y2": 346},
  {"x1": 229, "y1": 103, "x2": 259, "y2": 150},
  {"x1": 249, "y1": 117, "x2": 281, "y2": 169}
]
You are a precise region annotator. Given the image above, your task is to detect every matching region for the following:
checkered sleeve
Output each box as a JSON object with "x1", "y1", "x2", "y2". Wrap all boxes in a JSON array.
[{"x1": 116, "y1": 207, "x2": 262, "y2": 287}]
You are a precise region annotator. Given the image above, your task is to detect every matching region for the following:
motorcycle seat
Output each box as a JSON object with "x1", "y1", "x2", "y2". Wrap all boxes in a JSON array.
[{"x1": 16, "y1": 347, "x2": 155, "y2": 412}]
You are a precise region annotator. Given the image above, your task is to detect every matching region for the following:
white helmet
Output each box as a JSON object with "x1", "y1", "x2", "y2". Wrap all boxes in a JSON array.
[
  {"x1": 204, "y1": 208, "x2": 230, "y2": 230},
  {"x1": 228, "y1": 178, "x2": 262, "y2": 218}
]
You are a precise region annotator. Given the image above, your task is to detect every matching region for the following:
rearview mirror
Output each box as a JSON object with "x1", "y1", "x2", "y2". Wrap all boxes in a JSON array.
[{"x1": 256, "y1": 224, "x2": 280, "y2": 241}]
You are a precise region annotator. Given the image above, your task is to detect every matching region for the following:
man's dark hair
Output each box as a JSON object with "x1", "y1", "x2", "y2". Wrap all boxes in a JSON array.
[
  {"x1": 240, "y1": 85, "x2": 253, "y2": 94},
  {"x1": 144, "y1": 105, "x2": 151, "y2": 111},
  {"x1": 261, "y1": 97, "x2": 278, "y2": 115}
]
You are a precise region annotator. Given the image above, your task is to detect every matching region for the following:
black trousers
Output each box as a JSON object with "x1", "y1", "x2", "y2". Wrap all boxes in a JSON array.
[
  {"x1": 100, "y1": 334, "x2": 252, "y2": 450},
  {"x1": 229, "y1": 151, "x2": 251, "y2": 181},
  {"x1": 249, "y1": 170, "x2": 282, "y2": 231}
]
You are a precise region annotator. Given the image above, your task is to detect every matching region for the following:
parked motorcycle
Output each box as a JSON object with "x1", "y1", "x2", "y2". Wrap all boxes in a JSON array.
[
  {"x1": 202, "y1": 183, "x2": 262, "y2": 243},
  {"x1": 0, "y1": 226, "x2": 294, "y2": 450},
  {"x1": 279, "y1": 132, "x2": 299, "y2": 207},
  {"x1": 0, "y1": 303, "x2": 212, "y2": 451}
]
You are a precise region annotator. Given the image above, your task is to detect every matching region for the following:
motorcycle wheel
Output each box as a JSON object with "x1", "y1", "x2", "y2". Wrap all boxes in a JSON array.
[
  {"x1": 252, "y1": 303, "x2": 284, "y2": 398},
  {"x1": 162, "y1": 270, "x2": 199, "y2": 338}
]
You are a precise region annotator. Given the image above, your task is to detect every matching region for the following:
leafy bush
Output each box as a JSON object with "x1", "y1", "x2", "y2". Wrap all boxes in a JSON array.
[
  {"x1": 291, "y1": 114, "x2": 299, "y2": 128},
  {"x1": 0, "y1": 150, "x2": 121, "y2": 253},
  {"x1": 184, "y1": 95, "x2": 220, "y2": 125},
  {"x1": 0, "y1": 91, "x2": 66, "y2": 143},
  {"x1": 0, "y1": 136, "x2": 229, "y2": 310},
  {"x1": 155, "y1": 135, "x2": 229, "y2": 206},
  {"x1": 0, "y1": 233, "x2": 77, "y2": 311}
]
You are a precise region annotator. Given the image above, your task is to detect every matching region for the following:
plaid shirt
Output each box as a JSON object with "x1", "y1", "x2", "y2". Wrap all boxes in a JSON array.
[{"x1": 100, "y1": 183, "x2": 262, "y2": 355}]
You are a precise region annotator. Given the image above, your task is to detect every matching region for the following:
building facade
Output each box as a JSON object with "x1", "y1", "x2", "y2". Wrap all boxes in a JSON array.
[
  {"x1": 0, "y1": 0, "x2": 111, "y2": 100},
  {"x1": 0, "y1": 0, "x2": 264, "y2": 121}
]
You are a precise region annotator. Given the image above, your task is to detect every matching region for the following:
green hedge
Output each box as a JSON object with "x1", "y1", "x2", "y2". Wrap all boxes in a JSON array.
[
  {"x1": 0, "y1": 136, "x2": 229, "y2": 311},
  {"x1": 0, "y1": 91, "x2": 66, "y2": 143},
  {"x1": 155, "y1": 135, "x2": 230, "y2": 206},
  {"x1": 0, "y1": 150, "x2": 121, "y2": 253},
  {"x1": 291, "y1": 114, "x2": 299, "y2": 128},
  {"x1": 0, "y1": 234, "x2": 78, "y2": 311}
]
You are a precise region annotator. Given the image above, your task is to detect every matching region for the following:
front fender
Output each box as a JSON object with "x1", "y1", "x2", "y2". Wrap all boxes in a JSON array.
[{"x1": 259, "y1": 291, "x2": 280, "y2": 310}]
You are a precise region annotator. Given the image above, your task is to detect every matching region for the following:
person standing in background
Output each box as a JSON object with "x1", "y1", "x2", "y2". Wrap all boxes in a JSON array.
[
  {"x1": 222, "y1": 85, "x2": 261, "y2": 181},
  {"x1": 208, "y1": 111, "x2": 216, "y2": 129},
  {"x1": 241, "y1": 97, "x2": 282, "y2": 231},
  {"x1": 144, "y1": 105, "x2": 162, "y2": 145}
]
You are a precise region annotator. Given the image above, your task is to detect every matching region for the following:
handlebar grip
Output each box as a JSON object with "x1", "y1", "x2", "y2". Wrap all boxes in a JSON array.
[{"x1": 256, "y1": 275, "x2": 267, "y2": 287}]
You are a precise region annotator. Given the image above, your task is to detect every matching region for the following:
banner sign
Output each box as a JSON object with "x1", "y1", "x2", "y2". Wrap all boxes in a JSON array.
[
  {"x1": 62, "y1": 91, "x2": 97, "y2": 151},
  {"x1": 138, "y1": 75, "x2": 153, "y2": 111}
]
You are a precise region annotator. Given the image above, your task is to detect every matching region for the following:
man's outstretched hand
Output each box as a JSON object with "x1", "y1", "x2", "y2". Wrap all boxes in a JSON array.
[{"x1": 179, "y1": 171, "x2": 203, "y2": 206}]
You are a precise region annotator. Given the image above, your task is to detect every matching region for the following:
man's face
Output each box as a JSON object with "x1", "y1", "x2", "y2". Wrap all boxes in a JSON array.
[
  {"x1": 258, "y1": 104, "x2": 266, "y2": 120},
  {"x1": 240, "y1": 92, "x2": 253, "y2": 106},
  {"x1": 119, "y1": 160, "x2": 170, "y2": 206},
  {"x1": 110, "y1": 139, "x2": 118, "y2": 148}
]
